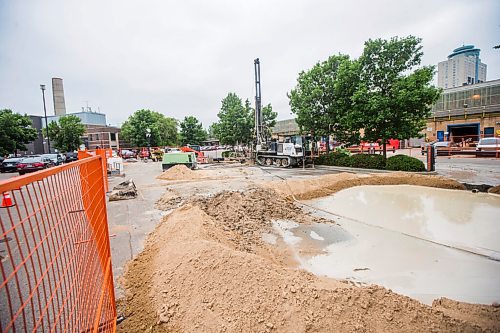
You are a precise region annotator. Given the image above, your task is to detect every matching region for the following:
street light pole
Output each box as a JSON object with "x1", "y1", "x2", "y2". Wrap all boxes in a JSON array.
[{"x1": 40, "y1": 84, "x2": 51, "y2": 153}]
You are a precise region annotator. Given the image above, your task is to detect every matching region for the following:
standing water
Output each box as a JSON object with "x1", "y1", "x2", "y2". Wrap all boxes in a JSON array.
[{"x1": 272, "y1": 185, "x2": 500, "y2": 305}]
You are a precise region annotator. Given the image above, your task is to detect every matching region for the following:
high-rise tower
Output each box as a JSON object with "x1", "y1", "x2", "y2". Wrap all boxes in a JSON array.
[{"x1": 437, "y1": 45, "x2": 487, "y2": 89}]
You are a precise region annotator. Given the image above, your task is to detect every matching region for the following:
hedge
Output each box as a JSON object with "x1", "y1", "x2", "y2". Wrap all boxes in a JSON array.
[
  {"x1": 386, "y1": 155, "x2": 426, "y2": 172},
  {"x1": 315, "y1": 153, "x2": 426, "y2": 172},
  {"x1": 349, "y1": 154, "x2": 386, "y2": 170}
]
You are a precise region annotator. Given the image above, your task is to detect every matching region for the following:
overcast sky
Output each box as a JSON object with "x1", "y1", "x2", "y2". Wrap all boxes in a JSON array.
[{"x1": 1, "y1": 0, "x2": 499, "y2": 128}]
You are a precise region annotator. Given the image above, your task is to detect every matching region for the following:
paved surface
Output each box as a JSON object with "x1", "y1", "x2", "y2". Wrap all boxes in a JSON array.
[
  {"x1": 106, "y1": 161, "x2": 167, "y2": 297},
  {"x1": 3, "y1": 155, "x2": 498, "y2": 298}
]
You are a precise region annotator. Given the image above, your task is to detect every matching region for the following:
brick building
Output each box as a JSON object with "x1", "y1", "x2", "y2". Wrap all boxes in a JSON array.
[{"x1": 425, "y1": 79, "x2": 500, "y2": 143}]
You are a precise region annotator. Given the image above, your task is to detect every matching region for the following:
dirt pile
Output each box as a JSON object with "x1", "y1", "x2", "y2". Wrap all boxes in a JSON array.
[
  {"x1": 118, "y1": 203, "x2": 498, "y2": 333},
  {"x1": 265, "y1": 172, "x2": 467, "y2": 200},
  {"x1": 488, "y1": 185, "x2": 500, "y2": 195},
  {"x1": 433, "y1": 298, "x2": 500, "y2": 331},
  {"x1": 155, "y1": 189, "x2": 183, "y2": 210},
  {"x1": 196, "y1": 188, "x2": 324, "y2": 252},
  {"x1": 157, "y1": 164, "x2": 203, "y2": 181}
]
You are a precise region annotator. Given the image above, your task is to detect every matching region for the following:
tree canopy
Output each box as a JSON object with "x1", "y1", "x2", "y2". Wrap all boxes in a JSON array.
[
  {"x1": 288, "y1": 36, "x2": 441, "y2": 157},
  {"x1": 354, "y1": 36, "x2": 441, "y2": 157},
  {"x1": 179, "y1": 116, "x2": 207, "y2": 145},
  {"x1": 289, "y1": 54, "x2": 360, "y2": 150},
  {"x1": 121, "y1": 109, "x2": 178, "y2": 147},
  {"x1": 260, "y1": 103, "x2": 278, "y2": 139},
  {"x1": 0, "y1": 109, "x2": 38, "y2": 156},
  {"x1": 212, "y1": 93, "x2": 253, "y2": 145},
  {"x1": 45, "y1": 115, "x2": 86, "y2": 152}
]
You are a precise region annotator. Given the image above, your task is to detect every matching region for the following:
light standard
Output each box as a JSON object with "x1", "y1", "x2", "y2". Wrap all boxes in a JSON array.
[
  {"x1": 146, "y1": 128, "x2": 151, "y2": 158},
  {"x1": 40, "y1": 84, "x2": 51, "y2": 153}
]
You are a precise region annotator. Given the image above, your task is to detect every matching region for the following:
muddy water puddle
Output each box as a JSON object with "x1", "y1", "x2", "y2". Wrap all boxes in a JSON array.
[{"x1": 270, "y1": 185, "x2": 500, "y2": 305}]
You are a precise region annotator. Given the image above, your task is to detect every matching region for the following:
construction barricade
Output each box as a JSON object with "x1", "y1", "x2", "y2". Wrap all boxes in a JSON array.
[{"x1": 0, "y1": 156, "x2": 116, "y2": 332}]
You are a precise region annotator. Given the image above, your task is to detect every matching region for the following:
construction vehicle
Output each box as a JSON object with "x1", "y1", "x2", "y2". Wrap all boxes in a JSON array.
[
  {"x1": 150, "y1": 148, "x2": 164, "y2": 162},
  {"x1": 180, "y1": 146, "x2": 207, "y2": 164},
  {"x1": 161, "y1": 152, "x2": 197, "y2": 170},
  {"x1": 253, "y1": 58, "x2": 308, "y2": 167}
]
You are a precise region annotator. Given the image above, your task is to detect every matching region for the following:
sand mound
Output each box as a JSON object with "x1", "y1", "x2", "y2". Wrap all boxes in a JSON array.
[
  {"x1": 265, "y1": 172, "x2": 467, "y2": 200},
  {"x1": 118, "y1": 188, "x2": 499, "y2": 333},
  {"x1": 196, "y1": 188, "x2": 324, "y2": 253},
  {"x1": 118, "y1": 207, "x2": 496, "y2": 333},
  {"x1": 157, "y1": 164, "x2": 202, "y2": 181}
]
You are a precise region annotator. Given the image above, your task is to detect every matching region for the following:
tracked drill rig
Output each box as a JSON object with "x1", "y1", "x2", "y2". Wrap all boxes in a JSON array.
[{"x1": 254, "y1": 58, "x2": 306, "y2": 167}]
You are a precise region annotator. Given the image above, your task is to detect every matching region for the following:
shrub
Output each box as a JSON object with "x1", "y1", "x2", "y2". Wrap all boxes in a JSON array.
[
  {"x1": 349, "y1": 154, "x2": 386, "y2": 170},
  {"x1": 386, "y1": 155, "x2": 426, "y2": 172},
  {"x1": 316, "y1": 152, "x2": 351, "y2": 167}
]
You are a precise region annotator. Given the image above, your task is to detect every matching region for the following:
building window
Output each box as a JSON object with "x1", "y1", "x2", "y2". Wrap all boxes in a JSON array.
[
  {"x1": 110, "y1": 133, "x2": 116, "y2": 140},
  {"x1": 484, "y1": 127, "x2": 494, "y2": 138}
]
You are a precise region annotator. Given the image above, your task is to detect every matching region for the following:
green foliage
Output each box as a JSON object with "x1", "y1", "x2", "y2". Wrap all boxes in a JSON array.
[
  {"x1": 316, "y1": 152, "x2": 426, "y2": 172},
  {"x1": 315, "y1": 153, "x2": 385, "y2": 169},
  {"x1": 288, "y1": 36, "x2": 440, "y2": 158},
  {"x1": 212, "y1": 93, "x2": 253, "y2": 145},
  {"x1": 179, "y1": 116, "x2": 207, "y2": 146},
  {"x1": 45, "y1": 115, "x2": 85, "y2": 152},
  {"x1": 315, "y1": 152, "x2": 352, "y2": 167},
  {"x1": 121, "y1": 109, "x2": 178, "y2": 147},
  {"x1": 386, "y1": 155, "x2": 426, "y2": 172},
  {"x1": 207, "y1": 123, "x2": 219, "y2": 139},
  {"x1": 0, "y1": 109, "x2": 38, "y2": 156},
  {"x1": 354, "y1": 36, "x2": 441, "y2": 157},
  {"x1": 349, "y1": 154, "x2": 386, "y2": 170},
  {"x1": 288, "y1": 54, "x2": 361, "y2": 145},
  {"x1": 261, "y1": 103, "x2": 277, "y2": 138},
  {"x1": 335, "y1": 146, "x2": 351, "y2": 156}
]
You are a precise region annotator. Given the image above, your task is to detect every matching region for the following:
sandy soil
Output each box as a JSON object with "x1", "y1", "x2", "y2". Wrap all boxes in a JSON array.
[
  {"x1": 264, "y1": 172, "x2": 467, "y2": 200},
  {"x1": 489, "y1": 185, "x2": 500, "y2": 194},
  {"x1": 157, "y1": 164, "x2": 205, "y2": 180},
  {"x1": 118, "y1": 169, "x2": 500, "y2": 332}
]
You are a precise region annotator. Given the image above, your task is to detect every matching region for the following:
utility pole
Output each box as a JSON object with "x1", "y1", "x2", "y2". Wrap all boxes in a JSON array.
[{"x1": 40, "y1": 84, "x2": 51, "y2": 153}]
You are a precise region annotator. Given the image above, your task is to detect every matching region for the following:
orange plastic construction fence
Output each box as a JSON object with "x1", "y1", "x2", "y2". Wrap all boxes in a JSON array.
[{"x1": 0, "y1": 156, "x2": 116, "y2": 332}]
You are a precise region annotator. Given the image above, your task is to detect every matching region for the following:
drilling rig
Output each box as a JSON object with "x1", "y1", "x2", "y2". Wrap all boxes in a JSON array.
[{"x1": 253, "y1": 58, "x2": 306, "y2": 167}]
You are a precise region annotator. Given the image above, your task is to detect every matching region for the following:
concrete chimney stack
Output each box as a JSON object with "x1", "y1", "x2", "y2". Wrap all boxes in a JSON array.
[{"x1": 52, "y1": 78, "x2": 67, "y2": 116}]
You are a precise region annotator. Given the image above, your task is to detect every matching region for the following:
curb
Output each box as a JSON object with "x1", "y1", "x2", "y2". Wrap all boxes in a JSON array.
[{"x1": 313, "y1": 165, "x2": 438, "y2": 175}]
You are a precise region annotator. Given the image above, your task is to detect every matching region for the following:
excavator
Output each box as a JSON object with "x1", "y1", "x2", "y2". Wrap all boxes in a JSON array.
[
  {"x1": 180, "y1": 145, "x2": 207, "y2": 164},
  {"x1": 253, "y1": 58, "x2": 310, "y2": 167}
]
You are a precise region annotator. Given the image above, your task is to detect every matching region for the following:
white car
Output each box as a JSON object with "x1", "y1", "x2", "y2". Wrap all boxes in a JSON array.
[{"x1": 476, "y1": 137, "x2": 500, "y2": 152}]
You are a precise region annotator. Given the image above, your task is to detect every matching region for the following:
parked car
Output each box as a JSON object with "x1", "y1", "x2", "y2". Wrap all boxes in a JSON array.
[
  {"x1": 65, "y1": 152, "x2": 79, "y2": 163},
  {"x1": 476, "y1": 137, "x2": 500, "y2": 155},
  {"x1": 120, "y1": 150, "x2": 137, "y2": 159},
  {"x1": 17, "y1": 156, "x2": 52, "y2": 175},
  {"x1": 42, "y1": 153, "x2": 64, "y2": 166},
  {"x1": 421, "y1": 141, "x2": 454, "y2": 155},
  {"x1": 1, "y1": 157, "x2": 24, "y2": 173}
]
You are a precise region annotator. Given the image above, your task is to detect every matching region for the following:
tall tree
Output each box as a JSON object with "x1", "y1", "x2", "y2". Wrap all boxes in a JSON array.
[
  {"x1": 261, "y1": 103, "x2": 277, "y2": 139},
  {"x1": 0, "y1": 109, "x2": 37, "y2": 156},
  {"x1": 45, "y1": 115, "x2": 85, "y2": 152},
  {"x1": 288, "y1": 54, "x2": 359, "y2": 151},
  {"x1": 354, "y1": 36, "x2": 441, "y2": 158},
  {"x1": 179, "y1": 116, "x2": 207, "y2": 145},
  {"x1": 214, "y1": 93, "x2": 253, "y2": 145},
  {"x1": 207, "y1": 122, "x2": 220, "y2": 140},
  {"x1": 121, "y1": 109, "x2": 178, "y2": 147}
]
